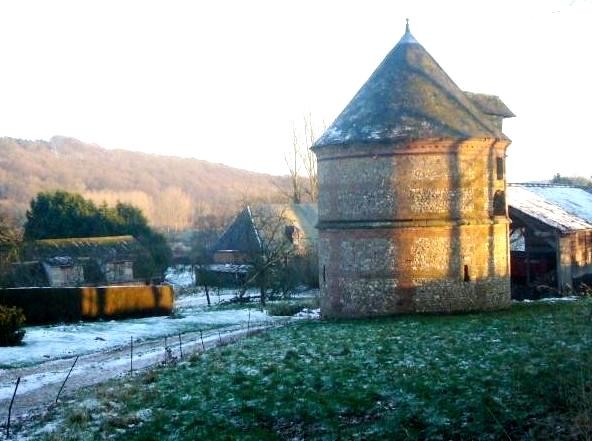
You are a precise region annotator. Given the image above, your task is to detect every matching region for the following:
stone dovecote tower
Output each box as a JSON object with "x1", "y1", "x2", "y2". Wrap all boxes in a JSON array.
[{"x1": 313, "y1": 23, "x2": 515, "y2": 318}]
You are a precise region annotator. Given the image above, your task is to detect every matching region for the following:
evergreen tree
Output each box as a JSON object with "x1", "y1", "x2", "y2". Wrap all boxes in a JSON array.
[
  {"x1": 23, "y1": 191, "x2": 172, "y2": 278},
  {"x1": 24, "y1": 191, "x2": 99, "y2": 240}
]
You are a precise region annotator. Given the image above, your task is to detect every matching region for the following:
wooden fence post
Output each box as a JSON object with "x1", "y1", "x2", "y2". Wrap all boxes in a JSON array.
[
  {"x1": 56, "y1": 356, "x2": 79, "y2": 403},
  {"x1": 6, "y1": 377, "x2": 20, "y2": 438},
  {"x1": 130, "y1": 337, "x2": 134, "y2": 375}
]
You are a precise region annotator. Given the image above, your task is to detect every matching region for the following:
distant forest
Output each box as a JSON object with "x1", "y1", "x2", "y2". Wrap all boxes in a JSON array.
[
  {"x1": 0, "y1": 136, "x2": 293, "y2": 230},
  {"x1": 551, "y1": 173, "x2": 592, "y2": 189}
]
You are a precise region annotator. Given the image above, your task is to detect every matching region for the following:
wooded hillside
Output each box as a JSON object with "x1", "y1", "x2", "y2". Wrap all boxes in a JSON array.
[{"x1": 0, "y1": 136, "x2": 291, "y2": 229}]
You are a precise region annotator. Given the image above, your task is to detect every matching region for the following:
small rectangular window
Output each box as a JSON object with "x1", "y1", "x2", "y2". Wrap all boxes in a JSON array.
[
  {"x1": 496, "y1": 157, "x2": 504, "y2": 180},
  {"x1": 463, "y1": 265, "x2": 471, "y2": 282}
]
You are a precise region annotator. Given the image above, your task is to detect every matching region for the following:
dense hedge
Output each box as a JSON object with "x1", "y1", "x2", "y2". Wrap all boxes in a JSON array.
[
  {"x1": 0, "y1": 285, "x2": 174, "y2": 325},
  {"x1": 0, "y1": 305, "x2": 26, "y2": 346}
]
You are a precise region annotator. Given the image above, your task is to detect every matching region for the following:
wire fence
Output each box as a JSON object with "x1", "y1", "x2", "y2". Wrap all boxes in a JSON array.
[{"x1": 1, "y1": 315, "x2": 296, "y2": 439}]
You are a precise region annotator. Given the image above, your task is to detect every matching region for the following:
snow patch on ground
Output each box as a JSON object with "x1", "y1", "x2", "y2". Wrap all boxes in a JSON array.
[
  {"x1": 293, "y1": 308, "x2": 321, "y2": 320},
  {"x1": 0, "y1": 324, "x2": 272, "y2": 402},
  {"x1": 136, "y1": 408, "x2": 153, "y2": 421},
  {"x1": 164, "y1": 265, "x2": 195, "y2": 287},
  {"x1": 514, "y1": 296, "x2": 580, "y2": 304},
  {"x1": 174, "y1": 288, "x2": 259, "y2": 308},
  {"x1": 0, "y1": 290, "x2": 271, "y2": 369}
]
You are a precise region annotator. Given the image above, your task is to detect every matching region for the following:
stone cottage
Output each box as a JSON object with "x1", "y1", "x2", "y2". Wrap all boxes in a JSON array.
[
  {"x1": 313, "y1": 23, "x2": 515, "y2": 317},
  {"x1": 212, "y1": 203, "x2": 318, "y2": 265},
  {"x1": 13, "y1": 235, "x2": 146, "y2": 287}
]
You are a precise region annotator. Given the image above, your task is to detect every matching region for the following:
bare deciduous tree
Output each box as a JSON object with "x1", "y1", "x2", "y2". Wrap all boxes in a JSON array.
[
  {"x1": 285, "y1": 114, "x2": 322, "y2": 203},
  {"x1": 300, "y1": 114, "x2": 319, "y2": 202},
  {"x1": 239, "y1": 206, "x2": 296, "y2": 305},
  {"x1": 84, "y1": 190, "x2": 156, "y2": 224},
  {"x1": 156, "y1": 187, "x2": 193, "y2": 232},
  {"x1": 285, "y1": 128, "x2": 303, "y2": 204}
]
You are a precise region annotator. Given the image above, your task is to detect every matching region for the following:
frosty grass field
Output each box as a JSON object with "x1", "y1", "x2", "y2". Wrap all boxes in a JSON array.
[{"x1": 14, "y1": 296, "x2": 592, "y2": 441}]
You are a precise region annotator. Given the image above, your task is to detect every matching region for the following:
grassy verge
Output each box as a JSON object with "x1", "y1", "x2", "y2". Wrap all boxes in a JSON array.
[{"x1": 35, "y1": 300, "x2": 592, "y2": 440}]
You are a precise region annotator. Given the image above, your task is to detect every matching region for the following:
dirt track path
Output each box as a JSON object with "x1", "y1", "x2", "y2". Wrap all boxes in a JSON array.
[{"x1": 0, "y1": 323, "x2": 271, "y2": 431}]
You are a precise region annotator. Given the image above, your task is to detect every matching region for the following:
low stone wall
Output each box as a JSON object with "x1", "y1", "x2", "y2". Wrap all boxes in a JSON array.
[{"x1": 0, "y1": 285, "x2": 174, "y2": 324}]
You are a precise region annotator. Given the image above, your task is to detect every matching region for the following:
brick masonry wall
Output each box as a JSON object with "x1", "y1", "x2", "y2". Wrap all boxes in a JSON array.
[{"x1": 315, "y1": 138, "x2": 511, "y2": 318}]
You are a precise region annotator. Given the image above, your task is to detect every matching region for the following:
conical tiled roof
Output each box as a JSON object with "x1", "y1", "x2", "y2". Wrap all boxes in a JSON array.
[{"x1": 314, "y1": 25, "x2": 506, "y2": 148}]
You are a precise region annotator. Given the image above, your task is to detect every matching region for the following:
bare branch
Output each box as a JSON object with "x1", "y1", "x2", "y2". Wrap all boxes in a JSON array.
[
  {"x1": 288, "y1": 113, "x2": 321, "y2": 203},
  {"x1": 284, "y1": 125, "x2": 303, "y2": 204}
]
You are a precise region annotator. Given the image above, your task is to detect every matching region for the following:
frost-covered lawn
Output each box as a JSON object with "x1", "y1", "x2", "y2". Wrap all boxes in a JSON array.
[
  {"x1": 26, "y1": 298, "x2": 592, "y2": 440},
  {"x1": 0, "y1": 288, "x2": 272, "y2": 369}
]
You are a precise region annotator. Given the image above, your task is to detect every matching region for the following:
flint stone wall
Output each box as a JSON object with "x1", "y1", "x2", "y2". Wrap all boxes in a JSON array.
[{"x1": 316, "y1": 139, "x2": 511, "y2": 318}]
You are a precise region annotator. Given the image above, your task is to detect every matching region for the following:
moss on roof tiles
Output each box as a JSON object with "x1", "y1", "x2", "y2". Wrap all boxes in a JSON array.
[
  {"x1": 314, "y1": 27, "x2": 509, "y2": 148},
  {"x1": 213, "y1": 204, "x2": 319, "y2": 255},
  {"x1": 35, "y1": 235, "x2": 136, "y2": 248},
  {"x1": 464, "y1": 92, "x2": 515, "y2": 118},
  {"x1": 25, "y1": 235, "x2": 144, "y2": 261}
]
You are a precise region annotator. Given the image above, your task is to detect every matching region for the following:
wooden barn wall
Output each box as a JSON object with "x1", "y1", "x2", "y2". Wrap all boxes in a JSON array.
[{"x1": 560, "y1": 230, "x2": 592, "y2": 288}]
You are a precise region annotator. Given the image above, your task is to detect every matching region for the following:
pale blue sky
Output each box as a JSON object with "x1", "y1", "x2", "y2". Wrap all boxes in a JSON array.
[{"x1": 0, "y1": 0, "x2": 590, "y2": 182}]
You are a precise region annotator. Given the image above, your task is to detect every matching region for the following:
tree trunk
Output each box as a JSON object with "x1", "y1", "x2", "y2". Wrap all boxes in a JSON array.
[
  {"x1": 260, "y1": 285, "x2": 266, "y2": 306},
  {"x1": 205, "y1": 284, "x2": 211, "y2": 306}
]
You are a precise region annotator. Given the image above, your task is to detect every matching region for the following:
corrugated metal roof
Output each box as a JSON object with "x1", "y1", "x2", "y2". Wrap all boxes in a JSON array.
[
  {"x1": 314, "y1": 25, "x2": 507, "y2": 148},
  {"x1": 508, "y1": 185, "x2": 592, "y2": 232}
]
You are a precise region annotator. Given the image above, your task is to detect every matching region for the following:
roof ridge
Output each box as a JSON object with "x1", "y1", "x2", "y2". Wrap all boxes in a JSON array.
[
  {"x1": 508, "y1": 183, "x2": 582, "y2": 188},
  {"x1": 35, "y1": 235, "x2": 136, "y2": 244}
]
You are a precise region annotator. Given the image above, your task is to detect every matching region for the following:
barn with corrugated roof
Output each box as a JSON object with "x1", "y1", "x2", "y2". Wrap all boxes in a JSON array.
[{"x1": 508, "y1": 184, "x2": 592, "y2": 295}]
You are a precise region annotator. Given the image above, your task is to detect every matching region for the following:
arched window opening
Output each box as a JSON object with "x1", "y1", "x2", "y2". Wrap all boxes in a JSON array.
[{"x1": 493, "y1": 190, "x2": 506, "y2": 216}]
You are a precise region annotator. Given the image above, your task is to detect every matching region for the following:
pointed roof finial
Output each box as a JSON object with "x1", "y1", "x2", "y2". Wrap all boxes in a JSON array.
[{"x1": 399, "y1": 18, "x2": 417, "y2": 44}]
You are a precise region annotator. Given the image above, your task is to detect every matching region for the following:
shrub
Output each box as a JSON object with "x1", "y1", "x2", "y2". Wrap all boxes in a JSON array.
[
  {"x1": 266, "y1": 298, "x2": 319, "y2": 316},
  {"x1": 0, "y1": 305, "x2": 26, "y2": 346}
]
